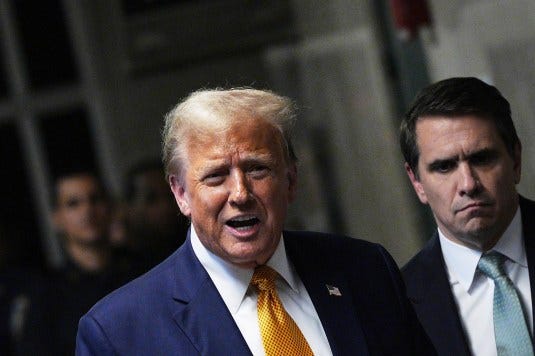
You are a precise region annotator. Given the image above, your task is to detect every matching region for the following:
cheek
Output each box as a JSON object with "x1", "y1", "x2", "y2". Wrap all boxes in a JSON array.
[
  {"x1": 493, "y1": 174, "x2": 518, "y2": 201},
  {"x1": 67, "y1": 210, "x2": 83, "y2": 223},
  {"x1": 66, "y1": 217, "x2": 84, "y2": 233},
  {"x1": 262, "y1": 183, "x2": 290, "y2": 215},
  {"x1": 96, "y1": 206, "x2": 110, "y2": 219},
  {"x1": 191, "y1": 189, "x2": 227, "y2": 219},
  {"x1": 421, "y1": 184, "x2": 453, "y2": 212}
]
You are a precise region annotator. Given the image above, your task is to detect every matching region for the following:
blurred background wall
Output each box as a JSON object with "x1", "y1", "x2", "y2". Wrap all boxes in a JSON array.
[{"x1": 0, "y1": 0, "x2": 534, "y2": 269}]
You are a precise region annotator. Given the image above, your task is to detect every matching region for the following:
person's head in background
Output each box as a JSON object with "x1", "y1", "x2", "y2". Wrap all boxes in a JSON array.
[
  {"x1": 108, "y1": 200, "x2": 128, "y2": 248},
  {"x1": 52, "y1": 170, "x2": 112, "y2": 272},
  {"x1": 124, "y1": 159, "x2": 188, "y2": 251},
  {"x1": 400, "y1": 77, "x2": 522, "y2": 251}
]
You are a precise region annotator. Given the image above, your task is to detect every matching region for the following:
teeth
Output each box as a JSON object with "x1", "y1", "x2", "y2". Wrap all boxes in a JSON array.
[
  {"x1": 231, "y1": 215, "x2": 256, "y2": 222},
  {"x1": 227, "y1": 216, "x2": 259, "y2": 228}
]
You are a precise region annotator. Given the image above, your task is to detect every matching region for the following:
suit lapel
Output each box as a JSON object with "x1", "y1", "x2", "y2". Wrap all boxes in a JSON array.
[
  {"x1": 407, "y1": 235, "x2": 472, "y2": 356},
  {"x1": 284, "y1": 232, "x2": 369, "y2": 356},
  {"x1": 171, "y1": 235, "x2": 252, "y2": 356}
]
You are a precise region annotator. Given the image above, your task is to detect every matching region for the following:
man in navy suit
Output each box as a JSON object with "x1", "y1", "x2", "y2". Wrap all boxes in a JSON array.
[
  {"x1": 401, "y1": 77, "x2": 535, "y2": 355},
  {"x1": 76, "y1": 88, "x2": 433, "y2": 355}
]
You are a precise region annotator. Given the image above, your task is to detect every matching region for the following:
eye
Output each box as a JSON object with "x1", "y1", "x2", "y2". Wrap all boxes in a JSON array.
[
  {"x1": 470, "y1": 151, "x2": 497, "y2": 166},
  {"x1": 202, "y1": 171, "x2": 227, "y2": 185},
  {"x1": 65, "y1": 198, "x2": 81, "y2": 208},
  {"x1": 429, "y1": 160, "x2": 456, "y2": 174},
  {"x1": 248, "y1": 164, "x2": 270, "y2": 178}
]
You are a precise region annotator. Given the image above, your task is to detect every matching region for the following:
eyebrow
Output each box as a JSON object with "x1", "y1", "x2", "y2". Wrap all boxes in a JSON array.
[
  {"x1": 426, "y1": 147, "x2": 498, "y2": 171},
  {"x1": 427, "y1": 157, "x2": 457, "y2": 171},
  {"x1": 240, "y1": 154, "x2": 277, "y2": 165},
  {"x1": 198, "y1": 153, "x2": 276, "y2": 173},
  {"x1": 467, "y1": 147, "x2": 499, "y2": 160}
]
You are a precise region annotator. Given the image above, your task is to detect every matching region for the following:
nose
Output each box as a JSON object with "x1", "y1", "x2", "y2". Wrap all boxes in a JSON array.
[
  {"x1": 228, "y1": 170, "x2": 251, "y2": 205},
  {"x1": 458, "y1": 163, "x2": 480, "y2": 196}
]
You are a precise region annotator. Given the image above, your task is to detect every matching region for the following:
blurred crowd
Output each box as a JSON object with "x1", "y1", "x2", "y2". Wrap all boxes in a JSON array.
[{"x1": 0, "y1": 159, "x2": 189, "y2": 355}]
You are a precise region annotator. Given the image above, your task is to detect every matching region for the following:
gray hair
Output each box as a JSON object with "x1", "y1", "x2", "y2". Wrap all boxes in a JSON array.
[{"x1": 162, "y1": 88, "x2": 297, "y2": 180}]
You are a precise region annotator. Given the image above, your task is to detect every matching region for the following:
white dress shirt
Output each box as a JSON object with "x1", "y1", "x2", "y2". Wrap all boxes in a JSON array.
[
  {"x1": 190, "y1": 226, "x2": 333, "y2": 356},
  {"x1": 439, "y1": 207, "x2": 532, "y2": 356}
]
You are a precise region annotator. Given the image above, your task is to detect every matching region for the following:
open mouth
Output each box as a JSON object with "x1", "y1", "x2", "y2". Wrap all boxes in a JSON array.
[{"x1": 226, "y1": 216, "x2": 260, "y2": 230}]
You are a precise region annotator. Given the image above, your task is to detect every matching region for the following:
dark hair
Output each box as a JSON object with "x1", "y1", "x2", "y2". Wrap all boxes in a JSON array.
[
  {"x1": 400, "y1": 77, "x2": 520, "y2": 175},
  {"x1": 124, "y1": 159, "x2": 165, "y2": 203},
  {"x1": 51, "y1": 169, "x2": 108, "y2": 208}
]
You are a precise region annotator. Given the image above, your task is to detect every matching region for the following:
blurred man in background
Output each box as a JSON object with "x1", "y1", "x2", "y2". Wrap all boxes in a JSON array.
[
  {"x1": 28, "y1": 170, "x2": 133, "y2": 355},
  {"x1": 122, "y1": 160, "x2": 188, "y2": 273}
]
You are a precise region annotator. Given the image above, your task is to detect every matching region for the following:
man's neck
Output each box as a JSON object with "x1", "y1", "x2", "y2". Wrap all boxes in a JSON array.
[{"x1": 65, "y1": 242, "x2": 110, "y2": 272}]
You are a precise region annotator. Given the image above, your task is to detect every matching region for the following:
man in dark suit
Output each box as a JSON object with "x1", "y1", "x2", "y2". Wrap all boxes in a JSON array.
[
  {"x1": 76, "y1": 88, "x2": 433, "y2": 355},
  {"x1": 401, "y1": 77, "x2": 535, "y2": 355}
]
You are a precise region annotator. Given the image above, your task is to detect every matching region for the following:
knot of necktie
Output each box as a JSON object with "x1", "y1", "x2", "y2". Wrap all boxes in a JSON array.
[
  {"x1": 478, "y1": 251, "x2": 507, "y2": 281},
  {"x1": 251, "y1": 264, "x2": 315, "y2": 356},
  {"x1": 251, "y1": 265, "x2": 278, "y2": 292}
]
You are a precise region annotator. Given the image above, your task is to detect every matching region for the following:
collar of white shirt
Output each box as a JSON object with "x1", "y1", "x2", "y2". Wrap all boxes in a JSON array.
[
  {"x1": 190, "y1": 225, "x2": 300, "y2": 315},
  {"x1": 439, "y1": 205, "x2": 525, "y2": 293}
]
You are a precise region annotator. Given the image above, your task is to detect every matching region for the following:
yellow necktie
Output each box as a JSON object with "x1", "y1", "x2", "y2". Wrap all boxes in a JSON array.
[{"x1": 251, "y1": 265, "x2": 314, "y2": 356}]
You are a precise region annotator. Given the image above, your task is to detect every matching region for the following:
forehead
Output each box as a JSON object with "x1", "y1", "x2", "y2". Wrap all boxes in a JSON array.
[
  {"x1": 185, "y1": 118, "x2": 285, "y2": 161},
  {"x1": 415, "y1": 115, "x2": 503, "y2": 155},
  {"x1": 57, "y1": 175, "x2": 101, "y2": 197}
]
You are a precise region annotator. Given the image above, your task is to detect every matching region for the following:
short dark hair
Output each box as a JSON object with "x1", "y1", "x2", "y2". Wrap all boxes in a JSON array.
[
  {"x1": 400, "y1": 77, "x2": 520, "y2": 176},
  {"x1": 51, "y1": 170, "x2": 108, "y2": 208}
]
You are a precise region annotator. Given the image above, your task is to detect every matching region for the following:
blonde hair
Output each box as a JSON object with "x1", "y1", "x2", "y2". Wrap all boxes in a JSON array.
[{"x1": 162, "y1": 88, "x2": 297, "y2": 180}]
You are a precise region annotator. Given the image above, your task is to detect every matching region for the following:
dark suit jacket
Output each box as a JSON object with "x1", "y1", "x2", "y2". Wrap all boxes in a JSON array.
[
  {"x1": 76, "y1": 230, "x2": 434, "y2": 355},
  {"x1": 402, "y1": 196, "x2": 535, "y2": 356}
]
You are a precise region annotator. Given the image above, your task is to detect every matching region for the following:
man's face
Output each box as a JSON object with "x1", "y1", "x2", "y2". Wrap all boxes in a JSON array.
[
  {"x1": 169, "y1": 118, "x2": 297, "y2": 268},
  {"x1": 406, "y1": 115, "x2": 521, "y2": 250},
  {"x1": 53, "y1": 174, "x2": 110, "y2": 246}
]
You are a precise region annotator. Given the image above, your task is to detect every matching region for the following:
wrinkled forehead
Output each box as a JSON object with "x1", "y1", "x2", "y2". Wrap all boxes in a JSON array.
[{"x1": 185, "y1": 118, "x2": 284, "y2": 156}]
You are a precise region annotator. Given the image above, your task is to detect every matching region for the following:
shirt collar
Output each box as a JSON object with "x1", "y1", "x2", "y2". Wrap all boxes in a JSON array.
[
  {"x1": 439, "y1": 205, "x2": 524, "y2": 292},
  {"x1": 493, "y1": 207, "x2": 526, "y2": 267},
  {"x1": 190, "y1": 225, "x2": 298, "y2": 314}
]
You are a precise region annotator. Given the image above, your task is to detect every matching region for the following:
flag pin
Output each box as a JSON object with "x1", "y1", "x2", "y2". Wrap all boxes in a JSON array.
[{"x1": 326, "y1": 284, "x2": 341, "y2": 296}]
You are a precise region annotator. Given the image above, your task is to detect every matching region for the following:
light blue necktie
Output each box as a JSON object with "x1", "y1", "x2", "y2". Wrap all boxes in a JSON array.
[{"x1": 478, "y1": 252, "x2": 534, "y2": 356}]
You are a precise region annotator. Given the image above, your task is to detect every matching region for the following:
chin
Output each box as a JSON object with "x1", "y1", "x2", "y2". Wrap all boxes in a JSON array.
[
  {"x1": 227, "y1": 248, "x2": 270, "y2": 267},
  {"x1": 77, "y1": 235, "x2": 107, "y2": 246},
  {"x1": 463, "y1": 229, "x2": 497, "y2": 247}
]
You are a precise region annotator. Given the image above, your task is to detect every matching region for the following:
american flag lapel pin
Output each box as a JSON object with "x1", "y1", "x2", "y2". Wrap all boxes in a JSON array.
[{"x1": 326, "y1": 284, "x2": 342, "y2": 296}]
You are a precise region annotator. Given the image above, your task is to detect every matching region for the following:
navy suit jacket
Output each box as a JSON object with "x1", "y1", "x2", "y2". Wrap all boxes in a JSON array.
[
  {"x1": 77, "y1": 230, "x2": 434, "y2": 355},
  {"x1": 402, "y1": 196, "x2": 535, "y2": 356}
]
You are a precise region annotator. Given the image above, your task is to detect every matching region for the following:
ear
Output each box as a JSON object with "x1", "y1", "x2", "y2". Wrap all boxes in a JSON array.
[
  {"x1": 286, "y1": 163, "x2": 298, "y2": 203},
  {"x1": 405, "y1": 163, "x2": 428, "y2": 204},
  {"x1": 513, "y1": 142, "x2": 522, "y2": 184},
  {"x1": 169, "y1": 175, "x2": 191, "y2": 217}
]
